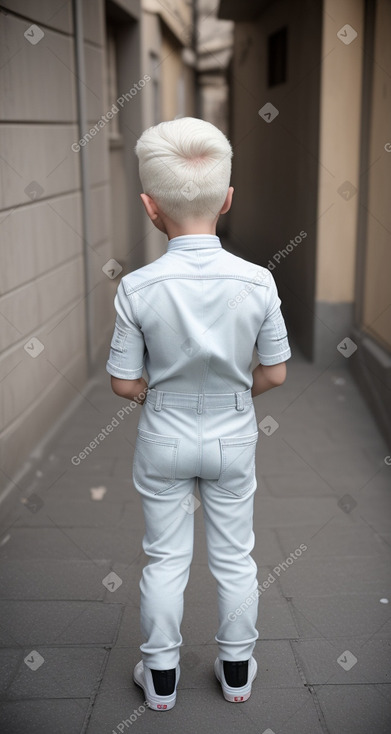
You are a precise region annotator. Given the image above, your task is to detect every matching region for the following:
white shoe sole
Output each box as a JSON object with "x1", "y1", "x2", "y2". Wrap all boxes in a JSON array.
[
  {"x1": 133, "y1": 660, "x2": 178, "y2": 711},
  {"x1": 214, "y1": 657, "x2": 257, "y2": 702}
]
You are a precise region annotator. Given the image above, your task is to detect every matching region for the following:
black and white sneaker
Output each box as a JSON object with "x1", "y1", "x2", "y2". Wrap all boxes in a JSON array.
[
  {"x1": 133, "y1": 660, "x2": 180, "y2": 711},
  {"x1": 214, "y1": 657, "x2": 257, "y2": 702}
]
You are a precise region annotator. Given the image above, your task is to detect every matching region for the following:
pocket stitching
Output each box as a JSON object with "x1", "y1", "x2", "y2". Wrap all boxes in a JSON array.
[
  {"x1": 217, "y1": 431, "x2": 258, "y2": 494},
  {"x1": 134, "y1": 430, "x2": 179, "y2": 492}
]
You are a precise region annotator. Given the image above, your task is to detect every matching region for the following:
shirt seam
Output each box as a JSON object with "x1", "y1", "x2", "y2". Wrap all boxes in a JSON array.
[
  {"x1": 256, "y1": 346, "x2": 291, "y2": 363},
  {"x1": 130, "y1": 291, "x2": 141, "y2": 327},
  {"x1": 106, "y1": 361, "x2": 144, "y2": 377},
  {"x1": 122, "y1": 273, "x2": 271, "y2": 295}
]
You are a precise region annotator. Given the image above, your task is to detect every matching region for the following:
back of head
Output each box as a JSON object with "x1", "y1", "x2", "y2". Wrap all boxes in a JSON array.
[{"x1": 135, "y1": 117, "x2": 233, "y2": 222}]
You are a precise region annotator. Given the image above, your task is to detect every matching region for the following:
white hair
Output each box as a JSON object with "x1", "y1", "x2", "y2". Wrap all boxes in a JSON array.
[{"x1": 134, "y1": 117, "x2": 233, "y2": 221}]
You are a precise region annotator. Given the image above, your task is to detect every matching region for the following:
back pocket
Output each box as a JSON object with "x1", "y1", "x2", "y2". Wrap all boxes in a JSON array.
[
  {"x1": 217, "y1": 431, "x2": 259, "y2": 496},
  {"x1": 133, "y1": 428, "x2": 179, "y2": 495}
]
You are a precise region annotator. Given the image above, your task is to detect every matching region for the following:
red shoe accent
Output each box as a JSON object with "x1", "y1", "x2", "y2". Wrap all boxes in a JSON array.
[
  {"x1": 157, "y1": 704, "x2": 168, "y2": 709},
  {"x1": 234, "y1": 696, "x2": 244, "y2": 702}
]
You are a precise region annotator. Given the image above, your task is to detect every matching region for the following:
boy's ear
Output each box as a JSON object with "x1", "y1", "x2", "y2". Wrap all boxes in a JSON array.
[
  {"x1": 140, "y1": 193, "x2": 159, "y2": 222},
  {"x1": 220, "y1": 186, "x2": 234, "y2": 215},
  {"x1": 140, "y1": 193, "x2": 168, "y2": 235}
]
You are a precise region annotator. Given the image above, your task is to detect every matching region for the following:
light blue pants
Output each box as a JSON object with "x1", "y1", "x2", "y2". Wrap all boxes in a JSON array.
[{"x1": 132, "y1": 388, "x2": 260, "y2": 670}]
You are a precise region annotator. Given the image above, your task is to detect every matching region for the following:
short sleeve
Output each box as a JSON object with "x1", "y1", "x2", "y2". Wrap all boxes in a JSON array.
[
  {"x1": 255, "y1": 273, "x2": 291, "y2": 365},
  {"x1": 106, "y1": 279, "x2": 146, "y2": 379}
]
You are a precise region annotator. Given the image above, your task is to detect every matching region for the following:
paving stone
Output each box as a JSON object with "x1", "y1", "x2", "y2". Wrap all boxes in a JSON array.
[
  {"x1": 111, "y1": 458, "x2": 135, "y2": 477},
  {"x1": 1, "y1": 524, "x2": 143, "y2": 564},
  {"x1": 284, "y1": 593, "x2": 391, "y2": 639},
  {"x1": 13, "y1": 499, "x2": 125, "y2": 528},
  {"x1": 314, "y1": 683, "x2": 391, "y2": 734},
  {"x1": 260, "y1": 469, "x2": 334, "y2": 497},
  {"x1": 283, "y1": 400, "x2": 387, "y2": 449},
  {"x1": 99, "y1": 563, "x2": 148, "y2": 606},
  {"x1": 6, "y1": 647, "x2": 107, "y2": 698},
  {"x1": 292, "y1": 637, "x2": 391, "y2": 684},
  {"x1": 257, "y1": 596, "x2": 299, "y2": 639},
  {"x1": 0, "y1": 528, "x2": 81, "y2": 561},
  {"x1": 64, "y1": 527, "x2": 144, "y2": 564},
  {"x1": 257, "y1": 439, "x2": 310, "y2": 475},
  {"x1": 239, "y1": 686, "x2": 326, "y2": 734},
  {"x1": 190, "y1": 534, "x2": 210, "y2": 566},
  {"x1": 14, "y1": 472, "x2": 71, "y2": 503},
  {"x1": 44, "y1": 475, "x2": 136, "y2": 503},
  {"x1": 252, "y1": 526, "x2": 290, "y2": 566},
  {"x1": 67, "y1": 457, "x2": 116, "y2": 476},
  {"x1": 254, "y1": 496, "x2": 350, "y2": 528},
  {"x1": 0, "y1": 649, "x2": 24, "y2": 693},
  {"x1": 360, "y1": 468, "x2": 391, "y2": 495},
  {"x1": 274, "y1": 555, "x2": 391, "y2": 596},
  {"x1": 114, "y1": 501, "x2": 156, "y2": 532},
  {"x1": 177, "y1": 570, "x2": 220, "y2": 646},
  {"x1": 356, "y1": 494, "x2": 391, "y2": 533},
  {"x1": 53, "y1": 424, "x2": 137, "y2": 458},
  {"x1": 0, "y1": 560, "x2": 111, "y2": 600},
  {"x1": 114, "y1": 603, "x2": 143, "y2": 648},
  {"x1": 0, "y1": 601, "x2": 122, "y2": 646},
  {"x1": 289, "y1": 446, "x2": 383, "y2": 493},
  {"x1": 0, "y1": 699, "x2": 90, "y2": 734},
  {"x1": 276, "y1": 523, "x2": 386, "y2": 558},
  {"x1": 379, "y1": 532, "x2": 391, "y2": 551}
]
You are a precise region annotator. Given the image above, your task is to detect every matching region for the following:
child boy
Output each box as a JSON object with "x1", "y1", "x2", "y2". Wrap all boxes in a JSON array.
[{"x1": 106, "y1": 117, "x2": 291, "y2": 711}]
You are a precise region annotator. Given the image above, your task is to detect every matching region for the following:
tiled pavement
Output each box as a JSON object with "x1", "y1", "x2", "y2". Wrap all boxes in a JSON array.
[{"x1": 0, "y1": 341, "x2": 390, "y2": 733}]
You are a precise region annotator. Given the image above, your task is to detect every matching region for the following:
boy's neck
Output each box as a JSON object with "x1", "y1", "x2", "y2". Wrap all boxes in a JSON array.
[{"x1": 165, "y1": 221, "x2": 217, "y2": 241}]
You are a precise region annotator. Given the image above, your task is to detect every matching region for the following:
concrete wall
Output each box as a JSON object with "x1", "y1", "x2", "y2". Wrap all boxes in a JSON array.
[
  {"x1": 108, "y1": 4, "x2": 144, "y2": 273},
  {"x1": 0, "y1": 0, "x2": 141, "y2": 488},
  {"x1": 80, "y1": 0, "x2": 114, "y2": 362},
  {"x1": 350, "y1": 0, "x2": 391, "y2": 447},
  {"x1": 360, "y1": 0, "x2": 391, "y2": 351},
  {"x1": 314, "y1": 0, "x2": 364, "y2": 363},
  {"x1": 0, "y1": 1, "x2": 87, "y2": 486},
  {"x1": 224, "y1": 0, "x2": 323, "y2": 359}
]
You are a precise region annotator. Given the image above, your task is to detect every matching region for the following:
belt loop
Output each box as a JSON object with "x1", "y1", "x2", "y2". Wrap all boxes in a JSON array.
[
  {"x1": 235, "y1": 392, "x2": 244, "y2": 411},
  {"x1": 197, "y1": 393, "x2": 204, "y2": 414},
  {"x1": 154, "y1": 390, "x2": 163, "y2": 411}
]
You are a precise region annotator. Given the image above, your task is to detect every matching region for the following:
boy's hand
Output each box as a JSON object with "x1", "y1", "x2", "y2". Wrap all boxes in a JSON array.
[
  {"x1": 111, "y1": 376, "x2": 149, "y2": 404},
  {"x1": 139, "y1": 383, "x2": 148, "y2": 405},
  {"x1": 251, "y1": 362, "x2": 286, "y2": 397}
]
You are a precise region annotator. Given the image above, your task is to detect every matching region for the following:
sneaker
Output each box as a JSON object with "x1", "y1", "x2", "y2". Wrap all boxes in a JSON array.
[
  {"x1": 133, "y1": 660, "x2": 180, "y2": 711},
  {"x1": 214, "y1": 656, "x2": 257, "y2": 702}
]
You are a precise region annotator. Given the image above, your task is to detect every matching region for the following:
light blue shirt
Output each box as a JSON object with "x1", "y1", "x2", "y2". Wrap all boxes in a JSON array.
[{"x1": 106, "y1": 234, "x2": 291, "y2": 393}]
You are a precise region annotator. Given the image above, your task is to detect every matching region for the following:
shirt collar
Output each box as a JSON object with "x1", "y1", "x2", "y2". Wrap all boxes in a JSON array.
[{"x1": 167, "y1": 234, "x2": 222, "y2": 251}]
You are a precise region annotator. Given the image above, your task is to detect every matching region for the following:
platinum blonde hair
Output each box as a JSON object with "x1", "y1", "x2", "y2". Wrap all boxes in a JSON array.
[{"x1": 135, "y1": 117, "x2": 233, "y2": 221}]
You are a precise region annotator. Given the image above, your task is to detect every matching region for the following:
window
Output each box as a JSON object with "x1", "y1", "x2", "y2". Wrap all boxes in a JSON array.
[{"x1": 267, "y1": 26, "x2": 287, "y2": 87}]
